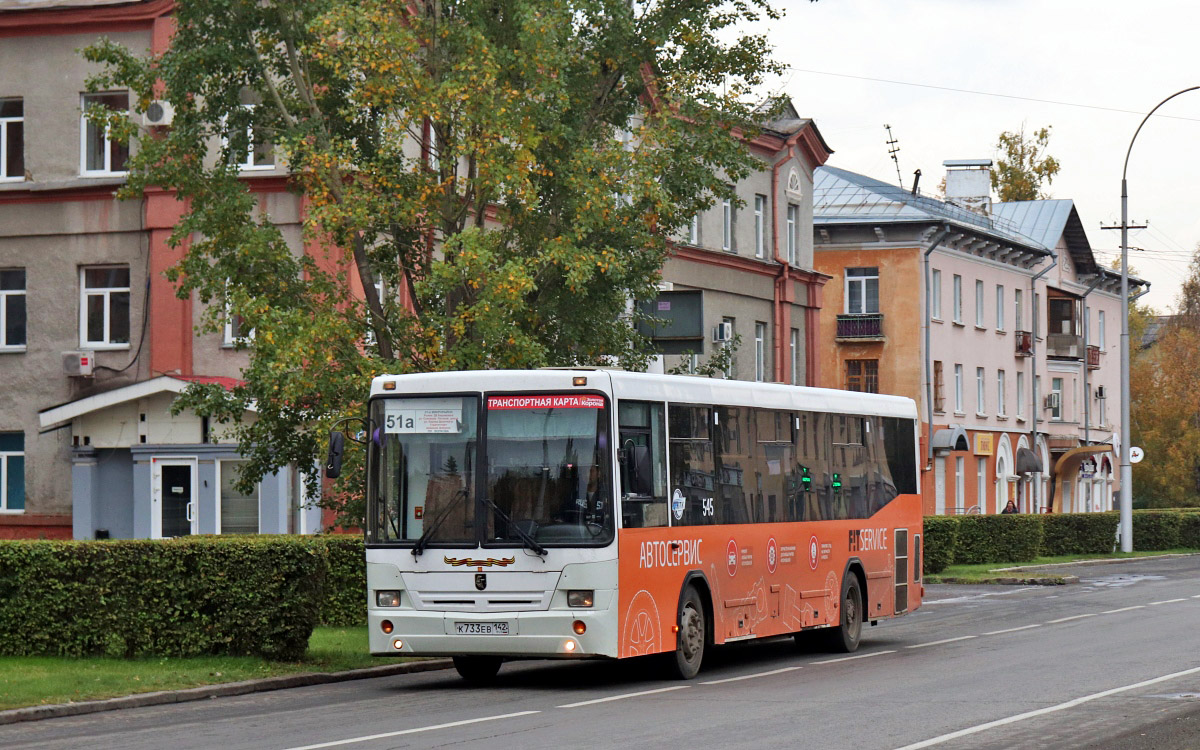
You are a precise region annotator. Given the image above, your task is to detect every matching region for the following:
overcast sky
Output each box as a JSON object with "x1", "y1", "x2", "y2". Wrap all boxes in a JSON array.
[{"x1": 757, "y1": 0, "x2": 1199, "y2": 311}]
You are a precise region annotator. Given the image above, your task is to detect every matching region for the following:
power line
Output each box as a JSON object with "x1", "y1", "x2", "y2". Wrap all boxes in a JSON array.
[{"x1": 786, "y1": 68, "x2": 1200, "y2": 123}]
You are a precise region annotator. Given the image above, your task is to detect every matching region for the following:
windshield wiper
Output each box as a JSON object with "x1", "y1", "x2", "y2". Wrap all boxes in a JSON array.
[
  {"x1": 482, "y1": 496, "x2": 547, "y2": 557},
  {"x1": 412, "y1": 488, "x2": 467, "y2": 558}
]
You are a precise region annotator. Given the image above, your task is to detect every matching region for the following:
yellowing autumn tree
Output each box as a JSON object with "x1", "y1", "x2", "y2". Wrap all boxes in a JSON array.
[{"x1": 992, "y1": 125, "x2": 1061, "y2": 202}]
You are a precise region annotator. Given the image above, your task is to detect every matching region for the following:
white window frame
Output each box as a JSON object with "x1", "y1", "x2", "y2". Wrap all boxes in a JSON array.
[
  {"x1": 79, "y1": 266, "x2": 131, "y2": 350},
  {"x1": 80, "y1": 91, "x2": 129, "y2": 177},
  {"x1": 1098, "y1": 310, "x2": 1106, "y2": 351},
  {"x1": 722, "y1": 199, "x2": 732, "y2": 252},
  {"x1": 954, "y1": 455, "x2": 965, "y2": 515},
  {"x1": 1015, "y1": 288, "x2": 1024, "y2": 331},
  {"x1": 0, "y1": 97, "x2": 23, "y2": 183},
  {"x1": 0, "y1": 432, "x2": 24, "y2": 513},
  {"x1": 215, "y1": 459, "x2": 261, "y2": 535},
  {"x1": 1051, "y1": 377, "x2": 1064, "y2": 421},
  {"x1": 226, "y1": 103, "x2": 274, "y2": 172},
  {"x1": 976, "y1": 366, "x2": 986, "y2": 415},
  {"x1": 790, "y1": 327, "x2": 799, "y2": 386},
  {"x1": 931, "y1": 269, "x2": 942, "y2": 320},
  {"x1": 954, "y1": 364, "x2": 964, "y2": 414},
  {"x1": 952, "y1": 274, "x2": 963, "y2": 323},
  {"x1": 1017, "y1": 371, "x2": 1025, "y2": 418},
  {"x1": 997, "y1": 369, "x2": 1006, "y2": 417},
  {"x1": 996, "y1": 284, "x2": 1005, "y2": 331},
  {"x1": 754, "y1": 322, "x2": 766, "y2": 382},
  {"x1": 0, "y1": 268, "x2": 26, "y2": 352},
  {"x1": 786, "y1": 204, "x2": 798, "y2": 265},
  {"x1": 845, "y1": 267, "x2": 880, "y2": 315},
  {"x1": 975, "y1": 279, "x2": 985, "y2": 327},
  {"x1": 722, "y1": 316, "x2": 735, "y2": 378},
  {"x1": 753, "y1": 195, "x2": 766, "y2": 259},
  {"x1": 976, "y1": 457, "x2": 986, "y2": 514},
  {"x1": 688, "y1": 214, "x2": 699, "y2": 246}
]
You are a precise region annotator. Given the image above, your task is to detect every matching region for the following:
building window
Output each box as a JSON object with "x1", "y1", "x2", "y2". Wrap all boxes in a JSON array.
[
  {"x1": 0, "y1": 98, "x2": 23, "y2": 182},
  {"x1": 687, "y1": 352, "x2": 699, "y2": 374},
  {"x1": 933, "y1": 360, "x2": 945, "y2": 413},
  {"x1": 952, "y1": 274, "x2": 963, "y2": 323},
  {"x1": 81, "y1": 92, "x2": 129, "y2": 176},
  {"x1": 722, "y1": 199, "x2": 732, "y2": 252},
  {"x1": 954, "y1": 455, "x2": 965, "y2": 514},
  {"x1": 997, "y1": 369, "x2": 1006, "y2": 416},
  {"x1": 80, "y1": 266, "x2": 130, "y2": 348},
  {"x1": 753, "y1": 195, "x2": 766, "y2": 259},
  {"x1": 223, "y1": 279, "x2": 256, "y2": 347},
  {"x1": 976, "y1": 366, "x2": 986, "y2": 415},
  {"x1": 845, "y1": 267, "x2": 880, "y2": 315},
  {"x1": 954, "y1": 364, "x2": 963, "y2": 413},
  {"x1": 1015, "y1": 288, "x2": 1024, "y2": 331},
  {"x1": 845, "y1": 359, "x2": 879, "y2": 393},
  {"x1": 1099, "y1": 386, "x2": 1108, "y2": 426},
  {"x1": 1049, "y1": 297, "x2": 1077, "y2": 335},
  {"x1": 217, "y1": 460, "x2": 259, "y2": 534},
  {"x1": 975, "y1": 279, "x2": 985, "y2": 327},
  {"x1": 688, "y1": 214, "x2": 699, "y2": 246},
  {"x1": 754, "y1": 322, "x2": 766, "y2": 382},
  {"x1": 1051, "y1": 377, "x2": 1063, "y2": 420},
  {"x1": 722, "y1": 316, "x2": 735, "y2": 378},
  {"x1": 786, "y1": 204, "x2": 798, "y2": 265},
  {"x1": 0, "y1": 432, "x2": 23, "y2": 512},
  {"x1": 790, "y1": 328, "x2": 799, "y2": 385},
  {"x1": 976, "y1": 457, "x2": 987, "y2": 513},
  {"x1": 226, "y1": 104, "x2": 274, "y2": 171},
  {"x1": 996, "y1": 285, "x2": 1005, "y2": 331},
  {"x1": 1017, "y1": 371, "x2": 1025, "y2": 418},
  {"x1": 1098, "y1": 310, "x2": 1106, "y2": 351},
  {"x1": 931, "y1": 269, "x2": 942, "y2": 320},
  {"x1": 0, "y1": 269, "x2": 26, "y2": 351}
]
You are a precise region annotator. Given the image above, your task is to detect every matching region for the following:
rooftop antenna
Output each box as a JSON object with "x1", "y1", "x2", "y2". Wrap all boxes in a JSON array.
[{"x1": 885, "y1": 124, "x2": 903, "y2": 190}]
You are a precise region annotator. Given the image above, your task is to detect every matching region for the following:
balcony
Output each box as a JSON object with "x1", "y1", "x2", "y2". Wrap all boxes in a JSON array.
[
  {"x1": 1087, "y1": 344, "x2": 1100, "y2": 369},
  {"x1": 836, "y1": 313, "x2": 884, "y2": 341},
  {"x1": 1015, "y1": 330, "x2": 1033, "y2": 356},
  {"x1": 1047, "y1": 333, "x2": 1084, "y2": 360}
]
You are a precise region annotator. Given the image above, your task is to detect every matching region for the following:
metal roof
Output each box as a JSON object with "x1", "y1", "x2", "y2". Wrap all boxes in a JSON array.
[{"x1": 992, "y1": 200, "x2": 1098, "y2": 275}]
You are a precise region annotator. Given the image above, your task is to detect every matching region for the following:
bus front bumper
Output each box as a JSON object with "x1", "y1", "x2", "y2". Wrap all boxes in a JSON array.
[{"x1": 368, "y1": 607, "x2": 619, "y2": 659}]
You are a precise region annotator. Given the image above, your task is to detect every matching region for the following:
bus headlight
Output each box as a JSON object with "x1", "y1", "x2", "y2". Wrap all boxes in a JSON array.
[
  {"x1": 376, "y1": 590, "x2": 402, "y2": 607},
  {"x1": 567, "y1": 590, "x2": 594, "y2": 608}
]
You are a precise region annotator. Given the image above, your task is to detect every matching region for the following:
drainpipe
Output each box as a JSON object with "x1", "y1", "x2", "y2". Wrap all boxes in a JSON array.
[
  {"x1": 1028, "y1": 250, "x2": 1058, "y2": 511},
  {"x1": 770, "y1": 134, "x2": 803, "y2": 383},
  {"x1": 923, "y1": 224, "x2": 952, "y2": 466},
  {"x1": 1079, "y1": 274, "x2": 1104, "y2": 447}
]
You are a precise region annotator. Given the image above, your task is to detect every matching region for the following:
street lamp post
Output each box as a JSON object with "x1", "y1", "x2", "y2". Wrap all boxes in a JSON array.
[{"x1": 1119, "y1": 85, "x2": 1200, "y2": 552}]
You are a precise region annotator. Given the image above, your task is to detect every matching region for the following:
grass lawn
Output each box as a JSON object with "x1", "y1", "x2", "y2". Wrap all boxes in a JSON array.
[
  {"x1": 0, "y1": 627, "x2": 414, "y2": 712},
  {"x1": 927, "y1": 549, "x2": 1199, "y2": 584}
]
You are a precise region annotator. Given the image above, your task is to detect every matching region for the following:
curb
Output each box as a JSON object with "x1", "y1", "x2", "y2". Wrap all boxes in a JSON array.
[
  {"x1": 991, "y1": 552, "x2": 1200, "y2": 571},
  {"x1": 0, "y1": 659, "x2": 454, "y2": 727},
  {"x1": 931, "y1": 575, "x2": 1079, "y2": 586}
]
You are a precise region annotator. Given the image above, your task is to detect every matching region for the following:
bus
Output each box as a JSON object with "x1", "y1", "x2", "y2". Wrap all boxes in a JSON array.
[{"x1": 328, "y1": 369, "x2": 923, "y2": 681}]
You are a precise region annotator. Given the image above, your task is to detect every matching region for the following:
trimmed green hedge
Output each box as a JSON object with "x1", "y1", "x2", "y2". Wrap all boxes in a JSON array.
[
  {"x1": 1133, "y1": 512, "x2": 1182, "y2": 550},
  {"x1": 1180, "y1": 513, "x2": 1200, "y2": 549},
  {"x1": 316, "y1": 535, "x2": 367, "y2": 627},
  {"x1": 921, "y1": 517, "x2": 958, "y2": 574},
  {"x1": 0, "y1": 537, "x2": 326, "y2": 660},
  {"x1": 952, "y1": 514, "x2": 1043, "y2": 565},
  {"x1": 1042, "y1": 512, "x2": 1118, "y2": 556}
]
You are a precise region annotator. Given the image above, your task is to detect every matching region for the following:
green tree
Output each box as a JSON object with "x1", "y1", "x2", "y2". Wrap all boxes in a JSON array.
[
  {"x1": 991, "y1": 125, "x2": 1061, "y2": 202},
  {"x1": 84, "y1": 0, "x2": 782, "y2": 524}
]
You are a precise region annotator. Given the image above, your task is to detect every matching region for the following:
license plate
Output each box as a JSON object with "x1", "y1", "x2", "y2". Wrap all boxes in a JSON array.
[{"x1": 455, "y1": 622, "x2": 510, "y2": 635}]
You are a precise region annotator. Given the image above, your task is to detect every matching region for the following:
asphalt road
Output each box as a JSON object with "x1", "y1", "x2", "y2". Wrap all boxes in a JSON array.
[{"x1": 3, "y1": 555, "x2": 1199, "y2": 750}]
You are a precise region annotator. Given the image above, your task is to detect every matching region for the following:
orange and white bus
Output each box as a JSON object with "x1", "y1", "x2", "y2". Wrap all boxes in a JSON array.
[{"x1": 340, "y1": 369, "x2": 923, "y2": 681}]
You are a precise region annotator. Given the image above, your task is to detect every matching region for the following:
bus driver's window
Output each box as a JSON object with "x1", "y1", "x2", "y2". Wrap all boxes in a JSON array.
[{"x1": 618, "y1": 400, "x2": 668, "y2": 527}]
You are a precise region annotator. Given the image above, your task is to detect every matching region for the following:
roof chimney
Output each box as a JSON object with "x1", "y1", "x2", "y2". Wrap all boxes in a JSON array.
[{"x1": 943, "y1": 159, "x2": 993, "y2": 215}]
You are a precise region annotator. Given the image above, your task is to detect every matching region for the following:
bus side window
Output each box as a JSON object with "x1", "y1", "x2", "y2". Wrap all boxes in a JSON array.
[
  {"x1": 618, "y1": 400, "x2": 668, "y2": 528},
  {"x1": 668, "y1": 404, "x2": 716, "y2": 526}
]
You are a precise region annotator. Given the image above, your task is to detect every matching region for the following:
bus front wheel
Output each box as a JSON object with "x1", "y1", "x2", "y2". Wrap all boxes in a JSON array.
[
  {"x1": 453, "y1": 655, "x2": 503, "y2": 683},
  {"x1": 826, "y1": 574, "x2": 863, "y2": 653},
  {"x1": 668, "y1": 587, "x2": 707, "y2": 680}
]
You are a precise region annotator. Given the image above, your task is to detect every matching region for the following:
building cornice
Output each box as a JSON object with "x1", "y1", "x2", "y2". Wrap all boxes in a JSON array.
[{"x1": 0, "y1": 0, "x2": 174, "y2": 37}]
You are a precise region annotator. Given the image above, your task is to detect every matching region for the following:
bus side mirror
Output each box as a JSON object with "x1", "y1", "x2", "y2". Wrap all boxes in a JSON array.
[{"x1": 325, "y1": 431, "x2": 345, "y2": 479}]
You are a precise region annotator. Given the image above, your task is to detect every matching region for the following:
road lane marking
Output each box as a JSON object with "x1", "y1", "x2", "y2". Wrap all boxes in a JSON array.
[
  {"x1": 1149, "y1": 598, "x2": 1187, "y2": 605},
  {"x1": 891, "y1": 665, "x2": 1200, "y2": 750},
  {"x1": 557, "y1": 685, "x2": 689, "y2": 708},
  {"x1": 906, "y1": 635, "x2": 977, "y2": 649},
  {"x1": 982, "y1": 624, "x2": 1042, "y2": 636},
  {"x1": 701, "y1": 666, "x2": 802, "y2": 685},
  {"x1": 1101, "y1": 605, "x2": 1145, "y2": 614},
  {"x1": 280, "y1": 710, "x2": 542, "y2": 750},
  {"x1": 1192, "y1": 594, "x2": 1200, "y2": 599},
  {"x1": 1046, "y1": 613, "x2": 1097, "y2": 624},
  {"x1": 811, "y1": 650, "x2": 895, "y2": 665}
]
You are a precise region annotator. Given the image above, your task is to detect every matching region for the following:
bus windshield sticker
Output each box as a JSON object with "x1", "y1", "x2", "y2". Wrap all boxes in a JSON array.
[
  {"x1": 383, "y1": 398, "x2": 463, "y2": 434},
  {"x1": 671, "y1": 489, "x2": 685, "y2": 520},
  {"x1": 487, "y1": 394, "x2": 605, "y2": 410}
]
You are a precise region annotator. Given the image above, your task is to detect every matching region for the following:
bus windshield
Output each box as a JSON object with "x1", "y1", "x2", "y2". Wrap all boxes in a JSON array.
[{"x1": 367, "y1": 393, "x2": 613, "y2": 547}]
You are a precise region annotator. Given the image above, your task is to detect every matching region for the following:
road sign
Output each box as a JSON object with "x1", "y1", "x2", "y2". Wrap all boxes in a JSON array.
[{"x1": 1130, "y1": 446, "x2": 1145, "y2": 464}]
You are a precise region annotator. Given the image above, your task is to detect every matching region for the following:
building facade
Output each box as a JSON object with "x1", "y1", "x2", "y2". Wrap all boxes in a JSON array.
[{"x1": 813, "y1": 161, "x2": 1145, "y2": 517}]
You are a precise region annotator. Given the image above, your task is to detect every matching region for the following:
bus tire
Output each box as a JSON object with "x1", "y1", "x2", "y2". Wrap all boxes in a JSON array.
[
  {"x1": 825, "y1": 574, "x2": 863, "y2": 653},
  {"x1": 453, "y1": 655, "x2": 503, "y2": 683},
  {"x1": 668, "y1": 586, "x2": 707, "y2": 680}
]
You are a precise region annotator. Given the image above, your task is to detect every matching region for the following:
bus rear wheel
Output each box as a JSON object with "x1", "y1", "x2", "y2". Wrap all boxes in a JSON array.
[
  {"x1": 825, "y1": 574, "x2": 863, "y2": 653},
  {"x1": 453, "y1": 655, "x2": 503, "y2": 683},
  {"x1": 668, "y1": 587, "x2": 707, "y2": 680}
]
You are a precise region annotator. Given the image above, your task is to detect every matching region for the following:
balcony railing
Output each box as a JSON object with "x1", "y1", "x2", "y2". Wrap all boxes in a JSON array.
[
  {"x1": 1015, "y1": 330, "x2": 1033, "y2": 356},
  {"x1": 1047, "y1": 333, "x2": 1084, "y2": 360},
  {"x1": 1086, "y1": 344, "x2": 1100, "y2": 369},
  {"x1": 836, "y1": 313, "x2": 884, "y2": 340}
]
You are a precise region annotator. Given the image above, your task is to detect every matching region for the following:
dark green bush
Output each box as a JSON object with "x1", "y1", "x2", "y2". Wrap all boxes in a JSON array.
[
  {"x1": 1041, "y1": 512, "x2": 1118, "y2": 556},
  {"x1": 952, "y1": 514, "x2": 1043, "y2": 565},
  {"x1": 316, "y1": 535, "x2": 366, "y2": 627},
  {"x1": 1179, "y1": 513, "x2": 1200, "y2": 549},
  {"x1": 1133, "y1": 512, "x2": 1182, "y2": 550},
  {"x1": 0, "y1": 537, "x2": 325, "y2": 660},
  {"x1": 921, "y1": 517, "x2": 958, "y2": 574}
]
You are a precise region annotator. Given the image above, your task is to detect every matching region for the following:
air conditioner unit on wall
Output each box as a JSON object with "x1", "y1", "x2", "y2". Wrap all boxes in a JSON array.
[
  {"x1": 1095, "y1": 385, "x2": 1107, "y2": 399},
  {"x1": 63, "y1": 351, "x2": 95, "y2": 377},
  {"x1": 1043, "y1": 392, "x2": 1061, "y2": 410},
  {"x1": 713, "y1": 322, "x2": 732, "y2": 343},
  {"x1": 143, "y1": 100, "x2": 175, "y2": 127}
]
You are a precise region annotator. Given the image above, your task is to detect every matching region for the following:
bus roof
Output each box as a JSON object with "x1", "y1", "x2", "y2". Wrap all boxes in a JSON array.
[{"x1": 369, "y1": 369, "x2": 918, "y2": 420}]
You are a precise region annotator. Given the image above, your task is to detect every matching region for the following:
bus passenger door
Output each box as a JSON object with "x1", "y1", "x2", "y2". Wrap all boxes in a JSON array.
[{"x1": 894, "y1": 528, "x2": 909, "y2": 614}]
